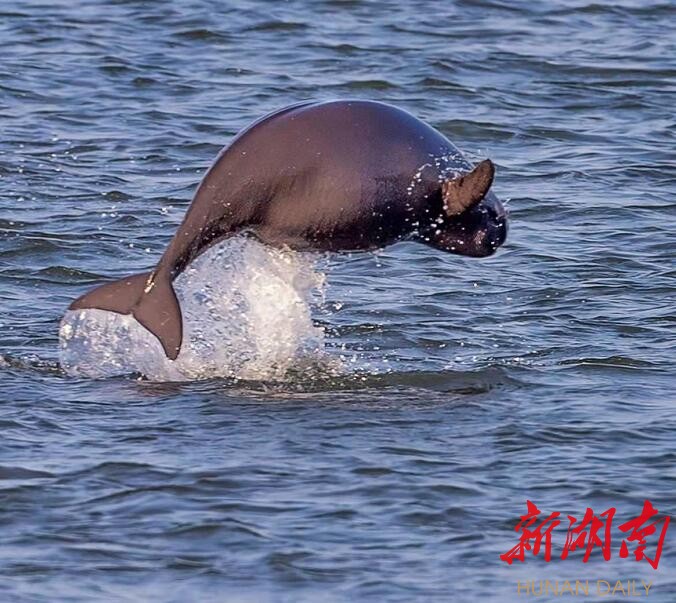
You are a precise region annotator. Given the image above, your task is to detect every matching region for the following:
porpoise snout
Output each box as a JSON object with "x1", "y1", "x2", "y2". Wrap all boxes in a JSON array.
[
  {"x1": 484, "y1": 197, "x2": 508, "y2": 254},
  {"x1": 422, "y1": 193, "x2": 508, "y2": 258},
  {"x1": 467, "y1": 194, "x2": 507, "y2": 257}
]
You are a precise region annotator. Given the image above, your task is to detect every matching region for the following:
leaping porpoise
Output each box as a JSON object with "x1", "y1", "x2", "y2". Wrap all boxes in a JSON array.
[{"x1": 70, "y1": 100, "x2": 508, "y2": 360}]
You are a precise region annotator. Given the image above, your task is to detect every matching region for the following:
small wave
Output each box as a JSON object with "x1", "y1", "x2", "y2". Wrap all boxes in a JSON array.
[
  {"x1": 245, "y1": 21, "x2": 308, "y2": 33},
  {"x1": 0, "y1": 352, "x2": 60, "y2": 374},
  {"x1": 172, "y1": 29, "x2": 231, "y2": 42},
  {"x1": 59, "y1": 236, "x2": 338, "y2": 382},
  {"x1": 0, "y1": 465, "x2": 54, "y2": 480},
  {"x1": 559, "y1": 356, "x2": 658, "y2": 370}
]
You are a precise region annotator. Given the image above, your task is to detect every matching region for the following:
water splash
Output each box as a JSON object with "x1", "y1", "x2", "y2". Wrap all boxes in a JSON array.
[{"x1": 59, "y1": 236, "x2": 333, "y2": 381}]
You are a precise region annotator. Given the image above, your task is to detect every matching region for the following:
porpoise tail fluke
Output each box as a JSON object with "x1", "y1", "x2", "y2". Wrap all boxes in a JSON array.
[{"x1": 69, "y1": 271, "x2": 183, "y2": 360}]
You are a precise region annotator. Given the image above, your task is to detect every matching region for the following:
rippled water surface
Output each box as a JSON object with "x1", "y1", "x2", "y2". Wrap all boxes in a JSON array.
[{"x1": 1, "y1": 1, "x2": 675, "y2": 601}]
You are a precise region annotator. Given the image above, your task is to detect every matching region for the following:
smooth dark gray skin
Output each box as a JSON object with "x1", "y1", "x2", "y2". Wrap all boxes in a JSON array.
[{"x1": 70, "y1": 100, "x2": 508, "y2": 360}]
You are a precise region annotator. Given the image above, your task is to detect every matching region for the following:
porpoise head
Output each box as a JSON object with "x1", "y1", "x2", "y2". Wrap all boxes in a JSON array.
[{"x1": 422, "y1": 159, "x2": 508, "y2": 257}]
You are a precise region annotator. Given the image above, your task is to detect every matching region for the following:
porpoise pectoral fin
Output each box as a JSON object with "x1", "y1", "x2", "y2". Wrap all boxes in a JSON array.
[
  {"x1": 442, "y1": 159, "x2": 495, "y2": 216},
  {"x1": 69, "y1": 271, "x2": 183, "y2": 360}
]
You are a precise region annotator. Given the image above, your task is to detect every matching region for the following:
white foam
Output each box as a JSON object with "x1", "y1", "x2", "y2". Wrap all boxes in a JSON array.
[{"x1": 59, "y1": 236, "x2": 333, "y2": 381}]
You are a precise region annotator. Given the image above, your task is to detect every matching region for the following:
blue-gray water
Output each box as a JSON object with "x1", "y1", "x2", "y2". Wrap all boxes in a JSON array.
[{"x1": 1, "y1": 1, "x2": 675, "y2": 601}]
